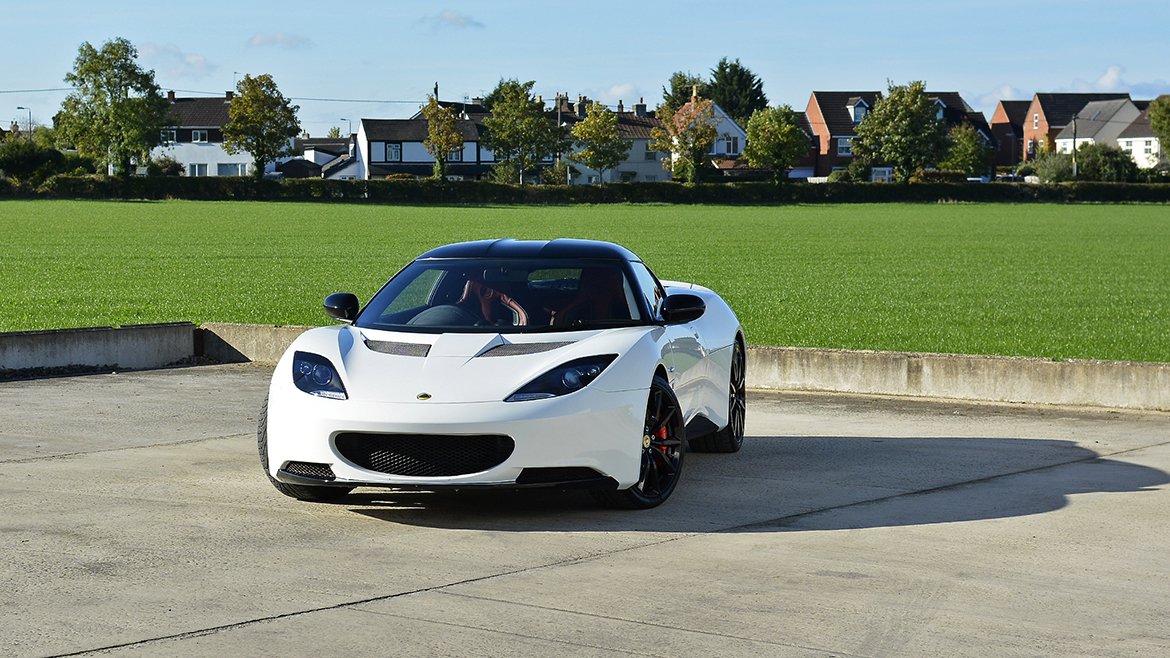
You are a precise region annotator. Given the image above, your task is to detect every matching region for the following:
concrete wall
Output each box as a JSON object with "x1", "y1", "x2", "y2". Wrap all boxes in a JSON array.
[
  {"x1": 5, "y1": 322, "x2": 1168, "y2": 411},
  {"x1": 748, "y1": 346, "x2": 1170, "y2": 411},
  {"x1": 0, "y1": 323, "x2": 195, "y2": 373}
]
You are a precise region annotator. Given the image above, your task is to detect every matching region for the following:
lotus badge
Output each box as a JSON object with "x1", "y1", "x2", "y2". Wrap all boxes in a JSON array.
[{"x1": 416, "y1": 392, "x2": 432, "y2": 400}]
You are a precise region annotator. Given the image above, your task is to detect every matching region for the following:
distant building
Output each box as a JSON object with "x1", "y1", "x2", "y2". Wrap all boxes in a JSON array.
[
  {"x1": 1052, "y1": 98, "x2": 1142, "y2": 154},
  {"x1": 990, "y1": 100, "x2": 1031, "y2": 167},
  {"x1": 152, "y1": 91, "x2": 256, "y2": 177},
  {"x1": 1020, "y1": 92, "x2": 1130, "y2": 161},
  {"x1": 1117, "y1": 103, "x2": 1164, "y2": 169}
]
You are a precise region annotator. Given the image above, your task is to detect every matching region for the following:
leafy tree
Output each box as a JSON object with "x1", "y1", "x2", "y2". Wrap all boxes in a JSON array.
[
  {"x1": 650, "y1": 97, "x2": 718, "y2": 184},
  {"x1": 223, "y1": 73, "x2": 301, "y2": 179},
  {"x1": 1148, "y1": 95, "x2": 1170, "y2": 160},
  {"x1": 541, "y1": 157, "x2": 571, "y2": 185},
  {"x1": 853, "y1": 80, "x2": 947, "y2": 182},
  {"x1": 57, "y1": 37, "x2": 170, "y2": 175},
  {"x1": 941, "y1": 123, "x2": 993, "y2": 177},
  {"x1": 1033, "y1": 151, "x2": 1073, "y2": 183},
  {"x1": 326, "y1": 126, "x2": 342, "y2": 139},
  {"x1": 1075, "y1": 143, "x2": 1138, "y2": 182},
  {"x1": 480, "y1": 78, "x2": 522, "y2": 113},
  {"x1": 661, "y1": 71, "x2": 709, "y2": 114},
  {"x1": 707, "y1": 58, "x2": 768, "y2": 127},
  {"x1": 570, "y1": 102, "x2": 630, "y2": 184},
  {"x1": 421, "y1": 95, "x2": 464, "y2": 180},
  {"x1": 482, "y1": 79, "x2": 559, "y2": 185},
  {"x1": 147, "y1": 154, "x2": 184, "y2": 177},
  {"x1": 0, "y1": 138, "x2": 64, "y2": 185},
  {"x1": 743, "y1": 105, "x2": 809, "y2": 181}
]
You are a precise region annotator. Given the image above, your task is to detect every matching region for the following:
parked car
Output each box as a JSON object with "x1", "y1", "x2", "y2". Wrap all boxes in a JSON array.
[{"x1": 259, "y1": 238, "x2": 746, "y2": 509}]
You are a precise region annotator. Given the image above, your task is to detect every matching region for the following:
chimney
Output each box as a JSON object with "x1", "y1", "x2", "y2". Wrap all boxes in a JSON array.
[
  {"x1": 634, "y1": 97, "x2": 647, "y2": 117},
  {"x1": 472, "y1": 96, "x2": 483, "y2": 105},
  {"x1": 537, "y1": 95, "x2": 543, "y2": 106},
  {"x1": 167, "y1": 90, "x2": 175, "y2": 103},
  {"x1": 578, "y1": 95, "x2": 589, "y2": 118},
  {"x1": 225, "y1": 91, "x2": 234, "y2": 102},
  {"x1": 691, "y1": 85, "x2": 698, "y2": 103},
  {"x1": 618, "y1": 100, "x2": 624, "y2": 113}
]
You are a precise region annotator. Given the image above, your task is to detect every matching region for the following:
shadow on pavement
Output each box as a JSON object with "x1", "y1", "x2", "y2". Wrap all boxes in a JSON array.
[{"x1": 342, "y1": 434, "x2": 1169, "y2": 533}]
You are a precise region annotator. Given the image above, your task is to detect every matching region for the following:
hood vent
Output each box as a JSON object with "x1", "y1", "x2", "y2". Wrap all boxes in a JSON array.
[
  {"x1": 479, "y1": 341, "x2": 573, "y2": 357},
  {"x1": 365, "y1": 339, "x2": 431, "y2": 357}
]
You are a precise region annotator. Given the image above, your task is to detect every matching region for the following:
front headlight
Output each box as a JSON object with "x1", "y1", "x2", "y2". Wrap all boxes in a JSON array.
[
  {"x1": 292, "y1": 351, "x2": 348, "y2": 400},
  {"x1": 505, "y1": 355, "x2": 617, "y2": 402}
]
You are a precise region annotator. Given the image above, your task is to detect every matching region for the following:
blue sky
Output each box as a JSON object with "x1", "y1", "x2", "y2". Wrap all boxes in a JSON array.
[{"x1": 4, "y1": 0, "x2": 1168, "y2": 136}]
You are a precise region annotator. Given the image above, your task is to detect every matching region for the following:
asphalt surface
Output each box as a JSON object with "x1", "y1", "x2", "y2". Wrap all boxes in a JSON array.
[{"x1": 2, "y1": 364, "x2": 1168, "y2": 657}]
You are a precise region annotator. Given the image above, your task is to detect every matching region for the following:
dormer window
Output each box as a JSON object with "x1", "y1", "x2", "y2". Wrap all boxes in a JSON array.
[
  {"x1": 934, "y1": 99, "x2": 946, "y2": 120},
  {"x1": 848, "y1": 99, "x2": 869, "y2": 124}
]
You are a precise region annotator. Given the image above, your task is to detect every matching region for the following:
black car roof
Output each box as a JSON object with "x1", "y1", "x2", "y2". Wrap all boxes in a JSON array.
[{"x1": 417, "y1": 238, "x2": 640, "y2": 262}]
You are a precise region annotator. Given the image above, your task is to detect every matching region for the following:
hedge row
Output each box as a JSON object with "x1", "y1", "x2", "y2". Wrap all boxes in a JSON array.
[{"x1": 6, "y1": 175, "x2": 1170, "y2": 204}]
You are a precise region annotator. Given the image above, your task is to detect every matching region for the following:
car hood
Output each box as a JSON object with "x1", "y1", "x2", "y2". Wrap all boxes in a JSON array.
[{"x1": 286, "y1": 324, "x2": 662, "y2": 404}]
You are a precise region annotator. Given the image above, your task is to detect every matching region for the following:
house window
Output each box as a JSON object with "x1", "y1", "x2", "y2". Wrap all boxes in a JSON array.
[
  {"x1": 386, "y1": 143, "x2": 402, "y2": 161},
  {"x1": 160, "y1": 129, "x2": 176, "y2": 144},
  {"x1": 192, "y1": 130, "x2": 209, "y2": 143},
  {"x1": 1123, "y1": 140, "x2": 1132, "y2": 149},
  {"x1": 871, "y1": 167, "x2": 893, "y2": 183},
  {"x1": 837, "y1": 138, "x2": 853, "y2": 156},
  {"x1": 217, "y1": 163, "x2": 247, "y2": 176},
  {"x1": 645, "y1": 175, "x2": 657, "y2": 182},
  {"x1": 724, "y1": 136, "x2": 739, "y2": 154},
  {"x1": 188, "y1": 163, "x2": 208, "y2": 177},
  {"x1": 1033, "y1": 114, "x2": 1039, "y2": 129},
  {"x1": 644, "y1": 145, "x2": 657, "y2": 160},
  {"x1": 448, "y1": 147, "x2": 463, "y2": 162},
  {"x1": 1146, "y1": 140, "x2": 1153, "y2": 154},
  {"x1": 852, "y1": 105, "x2": 866, "y2": 124},
  {"x1": 1027, "y1": 139, "x2": 1036, "y2": 155}
]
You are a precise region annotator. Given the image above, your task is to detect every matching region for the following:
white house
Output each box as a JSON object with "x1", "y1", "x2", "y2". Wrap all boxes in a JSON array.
[
  {"x1": 665, "y1": 95, "x2": 747, "y2": 175},
  {"x1": 553, "y1": 96, "x2": 667, "y2": 184},
  {"x1": 354, "y1": 112, "x2": 494, "y2": 180},
  {"x1": 151, "y1": 91, "x2": 256, "y2": 176},
  {"x1": 1118, "y1": 106, "x2": 1163, "y2": 168},
  {"x1": 1053, "y1": 98, "x2": 1141, "y2": 155}
]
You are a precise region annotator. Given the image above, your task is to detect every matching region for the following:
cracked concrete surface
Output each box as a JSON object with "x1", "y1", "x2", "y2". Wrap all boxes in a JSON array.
[{"x1": 2, "y1": 364, "x2": 1168, "y2": 657}]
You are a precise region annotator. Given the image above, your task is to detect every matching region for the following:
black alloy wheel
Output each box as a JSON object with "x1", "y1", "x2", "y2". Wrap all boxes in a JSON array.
[{"x1": 597, "y1": 375, "x2": 685, "y2": 509}]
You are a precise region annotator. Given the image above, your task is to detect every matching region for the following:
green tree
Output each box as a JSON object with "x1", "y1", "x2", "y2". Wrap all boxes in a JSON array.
[
  {"x1": 421, "y1": 95, "x2": 464, "y2": 180},
  {"x1": 707, "y1": 58, "x2": 768, "y2": 127},
  {"x1": 743, "y1": 105, "x2": 809, "y2": 181},
  {"x1": 941, "y1": 123, "x2": 993, "y2": 177},
  {"x1": 326, "y1": 126, "x2": 342, "y2": 139},
  {"x1": 661, "y1": 71, "x2": 709, "y2": 114},
  {"x1": 223, "y1": 73, "x2": 301, "y2": 179},
  {"x1": 480, "y1": 78, "x2": 519, "y2": 113},
  {"x1": 853, "y1": 80, "x2": 948, "y2": 182},
  {"x1": 1148, "y1": 95, "x2": 1170, "y2": 161},
  {"x1": 570, "y1": 102, "x2": 630, "y2": 184},
  {"x1": 650, "y1": 97, "x2": 718, "y2": 184},
  {"x1": 0, "y1": 138, "x2": 64, "y2": 185},
  {"x1": 482, "y1": 79, "x2": 559, "y2": 185},
  {"x1": 1033, "y1": 151, "x2": 1074, "y2": 183},
  {"x1": 56, "y1": 37, "x2": 170, "y2": 175},
  {"x1": 1076, "y1": 143, "x2": 1138, "y2": 182}
]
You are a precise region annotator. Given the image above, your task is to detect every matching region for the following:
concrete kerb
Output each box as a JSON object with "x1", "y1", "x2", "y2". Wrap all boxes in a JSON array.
[{"x1": 3, "y1": 322, "x2": 1167, "y2": 411}]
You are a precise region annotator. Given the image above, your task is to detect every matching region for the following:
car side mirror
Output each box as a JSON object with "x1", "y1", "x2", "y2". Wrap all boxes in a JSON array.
[
  {"x1": 661, "y1": 293, "x2": 705, "y2": 324},
  {"x1": 324, "y1": 292, "x2": 360, "y2": 323}
]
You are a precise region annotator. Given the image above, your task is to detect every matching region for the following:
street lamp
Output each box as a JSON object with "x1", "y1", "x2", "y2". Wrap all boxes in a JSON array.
[
  {"x1": 16, "y1": 106, "x2": 32, "y2": 139},
  {"x1": 340, "y1": 118, "x2": 351, "y2": 135}
]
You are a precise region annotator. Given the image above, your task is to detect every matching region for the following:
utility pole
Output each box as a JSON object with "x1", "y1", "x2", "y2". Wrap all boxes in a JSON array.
[{"x1": 1071, "y1": 114, "x2": 1078, "y2": 179}]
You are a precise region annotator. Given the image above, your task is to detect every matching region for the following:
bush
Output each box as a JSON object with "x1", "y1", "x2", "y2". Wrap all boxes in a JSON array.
[
  {"x1": 147, "y1": 155, "x2": 184, "y2": 177},
  {"x1": 1033, "y1": 152, "x2": 1074, "y2": 183},
  {"x1": 826, "y1": 169, "x2": 852, "y2": 183},
  {"x1": 1075, "y1": 143, "x2": 1138, "y2": 182},
  {"x1": 909, "y1": 169, "x2": 969, "y2": 183}
]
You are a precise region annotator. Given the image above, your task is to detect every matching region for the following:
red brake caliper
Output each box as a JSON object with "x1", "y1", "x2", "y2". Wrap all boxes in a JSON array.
[{"x1": 656, "y1": 425, "x2": 669, "y2": 454}]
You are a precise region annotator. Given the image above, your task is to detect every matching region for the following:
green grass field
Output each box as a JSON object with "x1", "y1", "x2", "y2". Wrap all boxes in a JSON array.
[{"x1": 2, "y1": 200, "x2": 1168, "y2": 362}]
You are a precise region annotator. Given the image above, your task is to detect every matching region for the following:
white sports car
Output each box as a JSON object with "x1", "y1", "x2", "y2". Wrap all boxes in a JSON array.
[{"x1": 259, "y1": 238, "x2": 745, "y2": 509}]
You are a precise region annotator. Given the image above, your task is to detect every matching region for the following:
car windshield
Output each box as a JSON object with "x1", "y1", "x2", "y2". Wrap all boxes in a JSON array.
[{"x1": 355, "y1": 258, "x2": 646, "y2": 333}]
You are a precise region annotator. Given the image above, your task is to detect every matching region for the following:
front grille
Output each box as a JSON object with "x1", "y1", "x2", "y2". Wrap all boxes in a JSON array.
[
  {"x1": 334, "y1": 433, "x2": 514, "y2": 477},
  {"x1": 283, "y1": 461, "x2": 336, "y2": 480},
  {"x1": 480, "y1": 341, "x2": 573, "y2": 357}
]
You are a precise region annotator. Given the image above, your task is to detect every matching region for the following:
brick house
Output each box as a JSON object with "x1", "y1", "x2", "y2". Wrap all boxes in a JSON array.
[
  {"x1": 990, "y1": 100, "x2": 1031, "y2": 167},
  {"x1": 804, "y1": 91, "x2": 881, "y2": 177},
  {"x1": 1020, "y1": 92, "x2": 1130, "y2": 162}
]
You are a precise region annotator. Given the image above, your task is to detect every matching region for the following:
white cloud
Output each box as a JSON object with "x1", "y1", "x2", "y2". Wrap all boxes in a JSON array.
[
  {"x1": 421, "y1": 10, "x2": 484, "y2": 29},
  {"x1": 247, "y1": 32, "x2": 314, "y2": 50},
  {"x1": 1065, "y1": 65, "x2": 1170, "y2": 99},
  {"x1": 977, "y1": 84, "x2": 1025, "y2": 112},
  {"x1": 140, "y1": 43, "x2": 216, "y2": 80}
]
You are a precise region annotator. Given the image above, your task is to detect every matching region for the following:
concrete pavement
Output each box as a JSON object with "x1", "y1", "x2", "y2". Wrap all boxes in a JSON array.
[{"x1": 1, "y1": 364, "x2": 1168, "y2": 656}]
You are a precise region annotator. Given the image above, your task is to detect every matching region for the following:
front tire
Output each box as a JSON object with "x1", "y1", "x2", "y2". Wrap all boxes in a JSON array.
[
  {"x1": 595, "y1": 375, "x2": 685, "y2": 509},
  {"x1": 257, "y1": 396, "x2": 354, "y2": 502}
]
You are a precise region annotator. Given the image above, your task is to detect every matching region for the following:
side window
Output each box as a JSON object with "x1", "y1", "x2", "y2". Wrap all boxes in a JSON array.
[
  {"x1": 630, "y1": 262, "x2": 665, "y2": 320},
  {"x1": 385, "y1": 269, "x2": 443, "y2": 314}
]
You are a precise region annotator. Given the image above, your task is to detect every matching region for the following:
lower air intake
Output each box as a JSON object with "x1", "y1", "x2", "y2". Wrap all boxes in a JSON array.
[
  {"x1": 283, "y1": 461, "x2": 337, "y2": 480},
  {"x1": 334, "y1": 433, "x2": 514, "y2": 477}
]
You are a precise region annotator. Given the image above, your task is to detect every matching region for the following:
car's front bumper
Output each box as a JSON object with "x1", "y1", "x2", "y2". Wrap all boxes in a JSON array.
[{"x1": 265, "y1": 384, "x2": 647, "y2": 490}]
